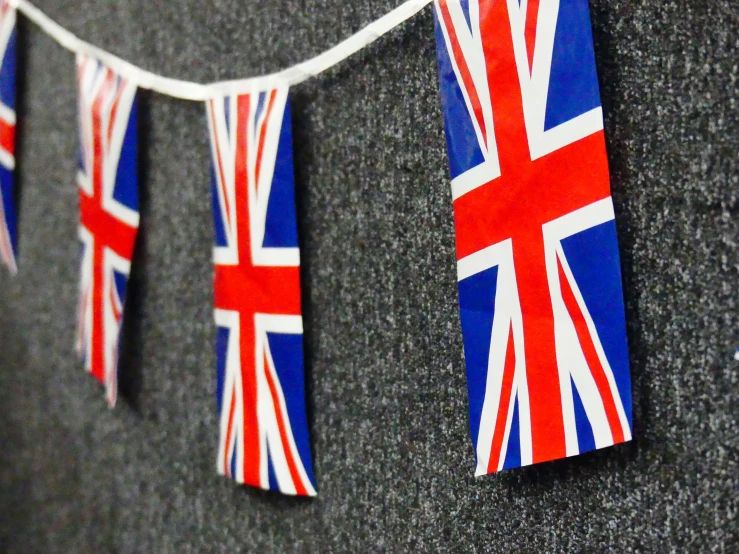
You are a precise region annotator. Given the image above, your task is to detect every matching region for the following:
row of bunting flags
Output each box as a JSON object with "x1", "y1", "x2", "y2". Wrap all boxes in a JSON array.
[{"x1": 0, "y1": 0, "x2": 633, "y2": 496}]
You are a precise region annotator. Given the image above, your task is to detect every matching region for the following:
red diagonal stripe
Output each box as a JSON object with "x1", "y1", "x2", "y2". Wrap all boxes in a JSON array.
[
  {"x1": 209, "y1": 100, "x2": 232, "y2": 233},
  {"x1": 438, "y1": 0, "x2": 488, "y2": 147},
  {"x1": 525, "y1": 0, "x2": 541, "y2": 73},
  {"x1": 223, "y1": 389, "x2": 237, "y2": 477},
  {"x1": 254, "y1": 89, "x2": 277, "y2": 190},
  {"x1": 557, "y1": 255, "x2": 625, "y2": 444},
  {"x1": 263, "y1": 351, "x2": 307, "y2": 496},
  {"x1": 487, "y1": 322, "x2": 517, "y2": 473}
]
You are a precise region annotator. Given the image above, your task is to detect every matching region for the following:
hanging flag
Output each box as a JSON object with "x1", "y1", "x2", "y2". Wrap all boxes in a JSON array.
[
  {"x1": 75, "y1": 54, "x2": 140, "y2": 407},
  {"x1": 0, "y1": 0, "x2": 17, "y2": 274},
  {"x1": 206, "y1": 87, "x2": 316, "y2": 496},
  {"x1": 433, "y1": 0, "x2": 633, "y2": 475}
]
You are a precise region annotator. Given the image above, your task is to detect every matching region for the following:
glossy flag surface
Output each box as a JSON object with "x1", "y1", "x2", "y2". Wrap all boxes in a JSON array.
[
  {"x1": 434, "y1": 0, "x2": 632, "y2": 474},
  {"x1": 206, "y1": 87, "x2": 316, "y2": 496},
  {"x1": 0, "y1": 0, "x2": 17, "y2": 274},
  {"x1": 76, "y1": 54, "x2": 139, "y2": 407}
]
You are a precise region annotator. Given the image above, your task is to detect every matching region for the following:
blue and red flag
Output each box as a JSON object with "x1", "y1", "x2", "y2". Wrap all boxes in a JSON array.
[
  {"x1": 0, "y1": 0, "x2": 17, "y2": 274},
  {"x1": 434, "y1": 0, "x2": 632, "y2": 474},
  {"x1": 206, "y1": 87, "x2": 316, "y2": 496},
  {"x1": 75, "y1": 54, "x2": 140, "y2": 407}
]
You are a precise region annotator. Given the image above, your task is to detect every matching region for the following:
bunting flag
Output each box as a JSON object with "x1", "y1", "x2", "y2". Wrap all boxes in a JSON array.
[
  {"x1": 433, "y1": 0, "x2": 632, "y2": 475},
  {"x1": 0, "y1": 0, "x2": 647, "y2": 487},
  {"x1": 75, "y1": 54, "x2": 140, "y2": 407},
  {"x1": 0, "y1": 0, "x2": 17, "y2": 274},
  {"x1": 206, "y1": 88, "x2": 316, "y2": 496}
]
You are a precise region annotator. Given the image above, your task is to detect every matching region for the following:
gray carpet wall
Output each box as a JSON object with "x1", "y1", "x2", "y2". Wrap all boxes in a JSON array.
[{"x1": 0, "y1": 0, "x2": 737, "y2": 552}]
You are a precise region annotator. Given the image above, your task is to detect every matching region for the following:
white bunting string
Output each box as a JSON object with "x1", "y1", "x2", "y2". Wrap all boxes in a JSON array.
[{"x1": 9, "y1": 0, "x2": 433, "y2": 100}]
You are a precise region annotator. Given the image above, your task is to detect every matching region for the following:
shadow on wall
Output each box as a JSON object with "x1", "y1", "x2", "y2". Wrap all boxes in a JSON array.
[{"x1": 0, "y1": 293, "x2": 32, "y2": 548}]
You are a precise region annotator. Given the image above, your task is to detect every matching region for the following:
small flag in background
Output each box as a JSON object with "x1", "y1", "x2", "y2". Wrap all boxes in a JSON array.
[
  {"x1": 433, "y1": 0, "x2": 633, "y2": 475},
  {"x1": 75, "y1": 54, "x2": 140, "y2": 407},
  {"x1": 0, "y1": 0, "x2": 17, "y2": 274},
  {"x1": 206, "y1": 87, "x2": 316, "y2": 496}
]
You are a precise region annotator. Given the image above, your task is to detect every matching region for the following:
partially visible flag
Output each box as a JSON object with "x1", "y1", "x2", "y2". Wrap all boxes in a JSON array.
[
  {"x1": 433, "y1": 0, "x2": 633, "y2": 475},
  {"x1": 206, "y1": 87, "x2": 316, "y2": 496},
  {"x1": 75, "y1": 54, "x2": 140, "y2": 407},
  {"x1": 0, "y1": 0, "x2": 17, "y2": 274}
]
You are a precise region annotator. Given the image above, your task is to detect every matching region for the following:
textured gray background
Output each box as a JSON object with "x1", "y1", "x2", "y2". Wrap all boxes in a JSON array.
[{"x1": 0, "y1": 0, "x2": 737, "y2": 552}]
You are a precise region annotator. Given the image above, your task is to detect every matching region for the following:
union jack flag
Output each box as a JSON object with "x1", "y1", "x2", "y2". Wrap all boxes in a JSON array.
[
  {"x1": 206, "y1": 87, "x2": 316, "y2": 496},
  {"x1": 0, "y1": 0, "x2": 17, "y2": 274},
  {"x1": 434, "y1": 0, "x2": 632, "y2": 474},
  {"x1": 76, "y1": 54, "x2": 140, "y2": 407}
]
